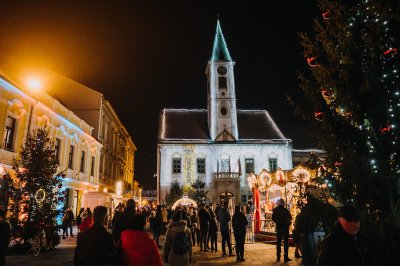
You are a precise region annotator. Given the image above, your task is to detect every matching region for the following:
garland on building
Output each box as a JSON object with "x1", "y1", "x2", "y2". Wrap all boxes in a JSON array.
[{"x1": 4, "y1": 127, "x2": 62, "y2": 247}]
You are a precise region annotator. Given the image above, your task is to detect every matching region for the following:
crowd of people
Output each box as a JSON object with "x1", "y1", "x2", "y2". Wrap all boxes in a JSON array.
[{"x1": 0, "y1": 196, "x2": 378, "y2": 266}]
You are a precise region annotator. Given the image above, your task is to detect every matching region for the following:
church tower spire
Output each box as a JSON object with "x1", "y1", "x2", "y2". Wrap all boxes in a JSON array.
[{"x1": 206, "y1": 19, "x2": 238, "y2": 141}]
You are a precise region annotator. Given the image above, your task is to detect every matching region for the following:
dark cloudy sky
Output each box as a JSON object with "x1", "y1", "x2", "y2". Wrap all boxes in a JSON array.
[{"x1": 0, "y1": 1, "x2": 320, "y2": 189}]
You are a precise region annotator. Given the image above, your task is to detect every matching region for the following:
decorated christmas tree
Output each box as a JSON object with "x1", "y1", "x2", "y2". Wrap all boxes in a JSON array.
[
  {"x1": 5, "y1": 127, "x2": 62, "y2": 246},
  {"x1": 292, "y1": 0, "x2": 400, "y2": 261},
  {"x1": 164, "y1": 180, "x2": 183, "y2": 207},
  {"x1": 189, "y1": 177, "x2": 209, "y2": 205}
]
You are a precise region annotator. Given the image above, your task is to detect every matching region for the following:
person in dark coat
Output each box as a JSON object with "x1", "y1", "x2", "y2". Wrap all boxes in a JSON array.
[
  {"x1": 208, "y1": 210, "x2": 219, "y2": 252},
  {"x1": 153, "y1": 205, "x2": 163, "y2": 247},
  {"x1": 317, "y1": 206, "x2": 377, "y2": 266},
  {"x1": 190, "y1": 210, "x2": 200, "y2": 246},
  {"x1": 232, "y1": 205, "x2": 248, "y2": 262},
  {"x1": 197, "y1": 203, "x2": 210, "y2": 252},
  {"x1": 219, "y1": 201, "x2": 233, "y2": 257},
  {"x1": 0, "y1": 209, "x2": 10, "y2": 266},
  {"x1": 66, "y1": 207, "x2": 75, "y2": 237},
  {"x1": 73, "y1": 205, "x2": 115, "y2": 266},
  {"x1": 112, "y1": 199, "x2": 136, "y2": 242},
  {"x1": 214, "y1": 203, "x2": 221, "y2": 223},
  {"x1": 272, "y1": 198, "x2": 292, "y2": 262}
]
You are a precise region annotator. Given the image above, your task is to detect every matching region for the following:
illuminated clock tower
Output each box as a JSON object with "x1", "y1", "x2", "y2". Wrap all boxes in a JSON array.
[{"x1": 206, "y1": 20, "x2": 238, "y2": 141}]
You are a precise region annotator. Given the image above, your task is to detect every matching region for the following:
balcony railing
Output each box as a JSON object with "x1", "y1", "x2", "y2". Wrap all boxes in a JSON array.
[{"x1": 213, "y1": 172, "x2": 240, "y2": 180}]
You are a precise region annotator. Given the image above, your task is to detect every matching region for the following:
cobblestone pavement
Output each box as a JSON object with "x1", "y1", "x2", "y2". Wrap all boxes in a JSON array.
[{"x1": 6, "y1": 229, "x2": 304, "y2": 266}]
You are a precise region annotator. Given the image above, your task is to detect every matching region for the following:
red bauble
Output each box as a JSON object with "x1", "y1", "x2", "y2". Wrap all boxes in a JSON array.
[
  {"x1": 314, "y1": 112, "x2": 324, "y2": 121},
  {"x1": 380, "y1": 125, "x2": 391, "y2": 134},
  {"x1": 335, "y1": 162, "x2": 342, "y2": 167},
  {"x1": 322, "y1": 11, "x2": 330, "y2": 20},
  {"x1": 383, "y1": 48, "x2": 397, "y2": 58},
  {"x1": 307, "y1": 57, "x2": 319, "y2": 67}
]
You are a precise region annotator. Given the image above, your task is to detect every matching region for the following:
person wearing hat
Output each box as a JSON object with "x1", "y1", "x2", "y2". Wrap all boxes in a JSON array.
[
  {"x1": 272, "y1": 198, "x2": 292, "y2": 262},
  {"x1": 317, "y1": 205, "x2": 376, "y2": 266}
]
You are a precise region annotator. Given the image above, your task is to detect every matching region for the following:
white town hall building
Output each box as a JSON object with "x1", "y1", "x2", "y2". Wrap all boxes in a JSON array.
[{"x1": 157, "y1": 20, "x2": 293, "y2": 206}]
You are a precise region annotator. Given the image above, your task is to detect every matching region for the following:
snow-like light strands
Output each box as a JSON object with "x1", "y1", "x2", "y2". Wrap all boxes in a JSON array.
[{"x1": 292, "y1": 167, "x2": 310, "y2": 183}]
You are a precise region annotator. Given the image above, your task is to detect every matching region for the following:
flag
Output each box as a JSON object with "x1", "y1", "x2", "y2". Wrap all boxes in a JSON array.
[
  {"x1": 217, "y1": 160, "x2": 220, "y2": 175},
  {"x1": 238, "y1": 158, "x2": 242, "y2": 176}
]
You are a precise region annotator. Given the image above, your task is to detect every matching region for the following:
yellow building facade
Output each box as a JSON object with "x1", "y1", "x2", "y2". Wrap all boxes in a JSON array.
[{"x1": 0, "y1": 74, "x2": 103, "y2": 215}]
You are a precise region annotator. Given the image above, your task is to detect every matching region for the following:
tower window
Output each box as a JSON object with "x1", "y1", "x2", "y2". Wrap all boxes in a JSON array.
[
  {"x1": 220, "y1": 107, "x2": 227, "y2": 116},
  {"x1": 218, "y1": 77, "x2": 227, "y2": 89},
  {"x1": 172, "y1": 158, "x2": 181, "y2": 173}
]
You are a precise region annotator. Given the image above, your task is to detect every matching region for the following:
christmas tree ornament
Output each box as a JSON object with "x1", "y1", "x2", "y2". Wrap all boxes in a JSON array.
[
  {"x1": 383, "y1": 48, "x2": 397, "y2": 59},
  {"x1": 322, "y1": 11, "x2": 330, "y2": 20},
  {"x1": 380, "y1": 125, "x2": 391, "y2": 134},
  {"x1": 307, "y1": 57, "x2": 319, "y2": 67},
  {"x1": 314, "y1": 111, "x2": 324, "y2": 121},
  {"x1": 58, "y1": 183, "x2": 63, "y2": 189}
]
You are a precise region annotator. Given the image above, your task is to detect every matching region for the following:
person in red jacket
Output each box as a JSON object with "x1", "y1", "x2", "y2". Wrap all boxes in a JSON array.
[
  {"x1": 120, "y1": 213, "x2": 162, "y2": 266},
  {"x1": 79, "y1": 210, "x2": 93, "y2": 232}
]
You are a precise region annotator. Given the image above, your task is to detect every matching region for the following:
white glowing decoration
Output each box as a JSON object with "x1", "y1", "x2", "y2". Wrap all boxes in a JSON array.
[
  {"x1": 26, "y1": 77, "x2": 42, "y2": 91},
  {"x1": 35, "y1": 188, "x2": 46, "y2": 204},
  {"x1": 292, "y1": 167, "x2": 310, "y2": 183},
  {"x1": 248, "y1": 173, "x2": 257, "y2": 188},
  {"x1": 258, "y1": 169, "x2": 272, "y2": 187},
  {"x1": 116, "y1": 181, "x2": 123, "y2": 196},
  {"x1": 0, "y1": 165, "x2": 4, "y2": 175},
  {"x1": 103, "y1": 188, "x2": 108, "y2": 193},
  {"x1": 171, "y1": 195, "x2": 198, "y2": 210}
]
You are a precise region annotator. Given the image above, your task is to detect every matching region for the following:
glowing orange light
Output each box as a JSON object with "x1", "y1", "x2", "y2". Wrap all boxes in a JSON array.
[{"x1": 307, "y1": 57, "x2": 319, "y2": 67}]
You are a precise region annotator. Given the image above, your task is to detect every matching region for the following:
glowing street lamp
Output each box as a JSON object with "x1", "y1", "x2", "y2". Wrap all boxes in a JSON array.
[{"x1": 25, "y1": 77, "x2": 41, "y2": 137}]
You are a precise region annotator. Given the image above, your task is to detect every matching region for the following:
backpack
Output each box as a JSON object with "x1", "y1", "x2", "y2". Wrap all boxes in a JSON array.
[{"x1": 172, "y1": 231, "x2": 189, "y2": 255}]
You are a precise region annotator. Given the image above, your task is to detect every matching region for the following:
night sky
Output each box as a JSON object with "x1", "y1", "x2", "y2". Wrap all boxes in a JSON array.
[{"x1": 0, "y1": 1, "x2": 320, "y2": 189}]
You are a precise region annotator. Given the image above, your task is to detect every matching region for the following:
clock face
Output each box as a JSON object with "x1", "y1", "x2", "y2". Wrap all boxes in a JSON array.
[{"x1": 217, "y1": 66, "x2": 227, "y2": 75}]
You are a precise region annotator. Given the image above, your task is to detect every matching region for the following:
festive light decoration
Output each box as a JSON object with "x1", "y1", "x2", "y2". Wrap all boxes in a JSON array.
[
  {"x1": 307, "y1": 57, "x2": 319, "y2": 67},
  {"x1": 383, "y1": 48, "x2": 397, "y2": 59},
  {"x1": 322, "y1": 11, "x2": 330, "y2": 20},
  {"x1": 258, "y1": 169, "x2": 272, "y2": 187},
  {"x1": 292, "y1": 167, "x2": 311, "y2": 183},
  {"x1": 275, "y1": 169, "x2": 286, "y2": 186},
  {"x1": 35, "y1": 188, "x2": 46, "y2": 204},
  {"x1": 380, "y1": 125, "x2": 391, "y2": 134},
  {"x1": 314, "y1": 111, "x2": 324, "y2": 121}
]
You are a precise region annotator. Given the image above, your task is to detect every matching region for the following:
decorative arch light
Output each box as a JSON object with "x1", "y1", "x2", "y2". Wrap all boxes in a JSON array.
[
  {"x1": 171, "y1": 195, "x2": 198, "y2": 210},
  {"x1": 258, "y1": 169, "x2": 272, "y2": 187}
]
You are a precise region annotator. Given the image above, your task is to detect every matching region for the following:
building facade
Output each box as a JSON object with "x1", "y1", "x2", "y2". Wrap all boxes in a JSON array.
[
  {"x1": 157, "y1": 21, "x2": 293, "y2": 206},
  {"x1": 0, "y1": 74, "x2": 103, "y2": 215}
]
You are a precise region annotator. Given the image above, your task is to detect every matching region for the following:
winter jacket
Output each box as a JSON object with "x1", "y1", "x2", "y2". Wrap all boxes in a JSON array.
[
  {"x1": 232, "y1": 212, "x2": 248, "y2": 233},
  {"x1": 197, "y1": 207, "x2": 210, "y2": 227},
  {"x1": 208, "y1": 216, "x2": 219, "y2": 234},
  {"x1": 272, "y1": 205, "x2": 292, "y2": 231},
  {"x1": 121, "y1": 230, "x2": 162, "y2": 266},
  {"x1": 79, "y1": 217, "x2": 93, "y2": 232},
  {"x1": 112, "y1": 207, "x2": 136, "y2": 242},
  {"x1": 317, "y1": 222, "x2": 377, "y2": 266},
  {"x1": 163, "y1": 221, "x2": 193, "y2": 266},
  {"x1": 219, "y1": 207, "x2": 231, "y2": 231},
  {"x1": 74, "y1": 224, "x2": 115, "y2": 266}
]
